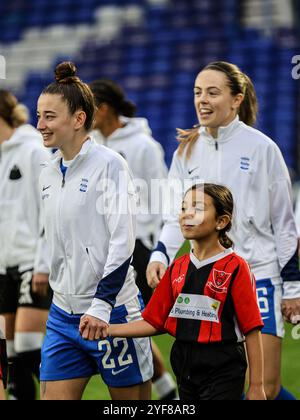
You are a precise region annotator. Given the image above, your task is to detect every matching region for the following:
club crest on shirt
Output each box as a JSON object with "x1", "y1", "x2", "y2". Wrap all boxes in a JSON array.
[
  {"x1": 80, "y1": 178, "x2": 89, "y2": 192},
  {"x1": 208, "y1": 269, "x2": 232, "y2": 293}
]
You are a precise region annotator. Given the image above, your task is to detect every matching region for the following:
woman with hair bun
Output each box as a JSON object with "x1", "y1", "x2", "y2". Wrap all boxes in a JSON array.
[
  {"x1": 89, "y1": 79, "x2": 177, "y2": 400},
  {"x1": 147, "y1": 61, "x2": 300, "y2": 400},
  {"x1": 0, "y1": 89, "x2": 51, "y2": 400},
  {"x1": 37, "y1": 62, "x2": 153, "y2": 400}
]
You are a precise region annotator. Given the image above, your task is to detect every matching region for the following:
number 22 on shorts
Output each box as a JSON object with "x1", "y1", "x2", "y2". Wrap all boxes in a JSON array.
[{"x1": 98, "y1": 338, "x2": 133, "y2": 373}]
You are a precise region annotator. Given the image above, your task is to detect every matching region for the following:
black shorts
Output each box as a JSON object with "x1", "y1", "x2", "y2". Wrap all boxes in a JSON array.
[
  {"x1": 0, "y1": 267, "x2": 52, "y2": 314},
  {"x1": 132, "y1": 240, "x2": 153, "y2": 306},
  {"x1": 0, "y1": 338, "x2": 8, "y2": 388},
  {"x1": 170, "y1": 340, "x2": 247, "y2": 401}
]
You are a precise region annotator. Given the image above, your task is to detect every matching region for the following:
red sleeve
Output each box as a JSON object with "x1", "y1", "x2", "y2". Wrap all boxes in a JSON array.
[
  {"x1": 142, "y1": 264, "x2": 175, "y2": 332},
  {"x1": 231, "y1": 259, "x2": 264, "y2": 335}
]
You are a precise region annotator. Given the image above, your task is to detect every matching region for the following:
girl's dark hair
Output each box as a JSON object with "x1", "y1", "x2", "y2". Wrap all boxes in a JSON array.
[
  {"x1": 41, "y1": 61, "x2": 96, "y2": 131},
  {"x1": 177, "y1": 61, "x2": 258, "y2": 159},
  {"x1": 89, "y1": 79, "x2": 137, "y2": 118},
  {"x1": 186, "y1": 183, "x2": 234, "y2": 249},
  {"x1": 0, "y1": 89, "x2": 29, "y2": 128}
]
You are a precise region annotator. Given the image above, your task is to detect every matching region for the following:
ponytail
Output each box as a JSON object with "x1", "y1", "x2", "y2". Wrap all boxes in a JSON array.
[
  {"x1": 176, "y1": 126, "x2": 199, "y2": 159},
  {"x1": 238, "y1": 74, "x2": 258, "y2": 127},
  {"x1": 219, "y1": 230, "x2": 234, "y2": 249},
  {"x1": 89, "y1": 79, "x2": 137, "y2": 117},
  {"x1": 11, "y1": 104, "x2": 29, "y2": 128},
  {"x1": 119, "y1": 99, "x2": 136, "y2": 118}
]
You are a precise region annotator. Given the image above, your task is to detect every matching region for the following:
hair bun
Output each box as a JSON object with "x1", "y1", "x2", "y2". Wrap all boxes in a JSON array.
[{"x1": 55, "y1": 61, "x2": 77, "y2": 83}]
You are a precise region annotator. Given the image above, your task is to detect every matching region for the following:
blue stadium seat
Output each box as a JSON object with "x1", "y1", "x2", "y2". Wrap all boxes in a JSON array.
[{"x1": 3, "y1": 0, "x2": 297, "y2": 170}]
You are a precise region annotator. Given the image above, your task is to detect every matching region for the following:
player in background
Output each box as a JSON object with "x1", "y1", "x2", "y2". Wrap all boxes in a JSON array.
[
  {"x1": 146, "y1": 61, "x2": 300, "y2": 400},
  {"x1": 89, "y1": 79, "x2": 177, "y2": 400},
  {"x1": 96, "y1": 183, "x2": 266, "y2": 400},
  {"x1": 0, "y1": 90, "x2": 51, "y2": 400},
  {"x1": 37, "y1": 62, "x2": 153, "y2": 400}
]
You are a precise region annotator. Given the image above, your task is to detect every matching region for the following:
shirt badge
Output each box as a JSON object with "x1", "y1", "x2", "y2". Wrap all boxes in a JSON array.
[
  {"x1": 80, "y1": 178, "x2": 89, "y2": 192},
  {"x1": 208, "y1": 269, "x2": 232, "y2": 294},
  {"x1": 240, "y1": 157, "x2": 250, "y2": 171}
]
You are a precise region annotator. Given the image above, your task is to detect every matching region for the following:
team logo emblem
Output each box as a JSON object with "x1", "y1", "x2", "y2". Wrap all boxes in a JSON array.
[
  {"x1": 240, "y1": 157, "x2": 250, "y2": 171},
  {"x1": 80, "y1": 178, "x2": 89, "y2": 192},
  {"x1": 208, "y1": 269, "x2": 232, "y2": 293}
]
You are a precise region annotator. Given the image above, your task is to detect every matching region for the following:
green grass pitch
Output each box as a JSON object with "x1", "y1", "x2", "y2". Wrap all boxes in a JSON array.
[
  {"x1": 82, "y1": 325, "x2": 300, "y2": 400},
  {"x1": 83, "y1": 241, "x2": 300, "y2": 400}
]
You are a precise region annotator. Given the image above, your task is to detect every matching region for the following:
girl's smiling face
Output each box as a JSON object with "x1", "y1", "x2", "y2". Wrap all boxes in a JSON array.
[{"x1": 179, "y1": 189, "x2": 219, "y2": 240}]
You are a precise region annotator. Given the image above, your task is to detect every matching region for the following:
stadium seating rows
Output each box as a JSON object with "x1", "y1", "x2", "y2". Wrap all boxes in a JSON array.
[{"x1": 2, "y1": 0, "x2": 298, "y2": 168}]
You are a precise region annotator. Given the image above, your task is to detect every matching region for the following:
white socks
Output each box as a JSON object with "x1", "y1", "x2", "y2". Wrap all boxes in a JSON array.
[{"x1": 153, "y1": 372, "x2": 177, "y2": 399}]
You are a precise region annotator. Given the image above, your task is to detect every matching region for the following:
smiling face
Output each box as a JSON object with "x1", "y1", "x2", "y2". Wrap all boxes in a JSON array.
[
  {"x1": 194, "y1": 69, "x2": 244, "y2": 136},
  {"x1": 179, "y1": 189, "x2": 219, "y2": 241},
  {"x1": 179, "y1": 188, "x2": 231, "y2": 244},
  {"x1": 37, "y1": 93, "x2": 85, "y2": 149}
]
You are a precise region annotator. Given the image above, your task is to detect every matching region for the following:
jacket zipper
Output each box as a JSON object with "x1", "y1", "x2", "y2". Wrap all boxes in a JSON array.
[{"x1": 57, "y1": 175, "x2": 71, "y2": 300}]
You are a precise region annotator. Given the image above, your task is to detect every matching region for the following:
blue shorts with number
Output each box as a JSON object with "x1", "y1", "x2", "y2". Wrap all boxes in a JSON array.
[
  {"x1": 256, "y1": 278, "x2": 284, "y2": 338},
  {"x1": 40, "y1": 296, "x2": 153, "y2": 387}
]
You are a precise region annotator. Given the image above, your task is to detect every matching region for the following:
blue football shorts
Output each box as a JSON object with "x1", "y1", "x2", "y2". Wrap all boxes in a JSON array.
[
  {"x1": 40, "y1": 295, "x2": 153, "y2": 387},
  {"x1": 256, "y1": 277, "x2": 284, "y2": 338}
]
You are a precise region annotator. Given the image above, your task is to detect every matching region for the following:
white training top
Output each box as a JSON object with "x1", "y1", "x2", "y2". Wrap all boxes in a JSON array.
[
  {"x1": 294, "y1": 189, "x2": 300, "y2": 237},
  {"x1": 150, "y1": 116, "x2": 300, "y2": 300},
  {"x1": 0, "y1": 124, "x2": 50, "y2": 274},
  {"x1": 39, "y1": 139, "x2": 138, "y2": 323},
  {"x1": 92, "y1": 117, "x2": 168, "y2": 249}
]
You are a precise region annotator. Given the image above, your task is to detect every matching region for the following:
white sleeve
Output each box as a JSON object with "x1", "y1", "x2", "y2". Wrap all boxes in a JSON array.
[
  {"x1": 268, "y1": 144, "x2": 300, "y2": 298},
  {"x1": 33, "y1": 231, "x2": 50, "y2": 274},
  {"x1": 85, "y1": 157, "x2": 137, "y2": 323},
  {"x1": 150, "y1": 150, "x2": 185, "y2": 266},
  {"x1": 138, "y1": 140, "x2": 168, "y2": 247},
  {"x1": 295, "y1": 189, "x2": 300, "y2": 237},
  {"x1": 30, "y1": 148, "x2": 51, "y2": 274}
]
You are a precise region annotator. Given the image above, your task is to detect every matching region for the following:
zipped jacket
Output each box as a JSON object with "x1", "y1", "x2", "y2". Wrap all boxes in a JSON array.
[
  {"x1": 0, "y1": 124, "x2": 50, "y2": 274},
  {"x1": 39, "y1": 139, "x2": 138, "y2": 322}
]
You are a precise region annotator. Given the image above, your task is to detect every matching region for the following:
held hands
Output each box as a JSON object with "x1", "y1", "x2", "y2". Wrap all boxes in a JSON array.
[
  {"x1": 146, "y1": 262, "x2": 166, "y2": 289},
  {"x1": 282, "y1": 298, "x2": 300, "y2": 324},
  {"x1": 32, "y1": 272, "x2": 49, "y2": 297},
  {"x1": 79, "y1": 315, "x2": 109, "y2": 340}
]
